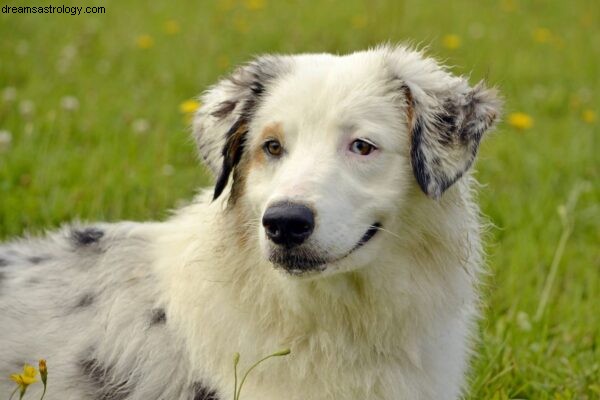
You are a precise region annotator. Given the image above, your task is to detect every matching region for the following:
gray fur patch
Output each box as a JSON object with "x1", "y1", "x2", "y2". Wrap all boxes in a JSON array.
[
  {"x1": 0, "y1": 258, "x2": 8, "y2": 267},
  {"x1": 28, "y1": 256, "x2": 48, "y2": 265},
  {"x1": 211, "y1": 101, "x2": 237, "y2": 118},
  {"x1": 75, "y1": 293, "x2": 95, "y2": 308},
  {"x1": 149, "y1": 308, "x2": 167, "y2": 326},
  {"x1": 27, "y1": 277, "x2": 41, "y2": 286},
  {"x1": 72, "y1": 228, "x2": 104, "y2": 246},
  {"x1": 80, "y1": 358, "x2": 132, "y2": 400},
  {"x1": 191, "y1": 382, "x2": 219, "y2": 400}
]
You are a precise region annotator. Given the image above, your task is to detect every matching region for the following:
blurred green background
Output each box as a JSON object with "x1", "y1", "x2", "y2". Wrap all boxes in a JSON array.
[{"x1": 0, "y1": 0, "x2": 598, "y2": 398}]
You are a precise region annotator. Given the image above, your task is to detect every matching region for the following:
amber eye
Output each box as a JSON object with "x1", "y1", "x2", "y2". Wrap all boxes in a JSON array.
[
  {"x1": 264, "y1": 139, "x2": 283, "y2": 157},
  {"x1": 349, "y1": 139, "x2": 376, "y2": 156}
]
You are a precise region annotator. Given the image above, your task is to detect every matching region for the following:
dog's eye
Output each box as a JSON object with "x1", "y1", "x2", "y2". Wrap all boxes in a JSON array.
[
  {"x1": 263, "y1": 139, "x2": 283, "y2": 157},
  {"x1": 349, "y1": 139, "x2": 376, "y2": 156}
]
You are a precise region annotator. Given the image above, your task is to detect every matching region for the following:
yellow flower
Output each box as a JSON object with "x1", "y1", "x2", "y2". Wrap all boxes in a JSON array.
[
  {"x1": 351, "y1": 15, "x2": 368, "y2": 29},
  {"x1": 580, "y1": 14, "x2": 593, "y2": 28},
  {"x1": 533, "y1": 27, "x2": 552, "y2": 43},
  {"x1": 39, "y1": 359, "x2": 48, "y2": 384},
  {"x1": 233, "y1": 16, "x2": 249, "y2": 33},
  {"x1": 217, "y1": 55, "x2": 230, "y2": 70},
  {"x1": 164, "y1": 20, "x2": 180, "y2": 35},
  {"x1": 442, "y1": 34, "x2": 461, "y2": 50},
  {"x1": 582, "y1": 109, "x2": 596, "y2": 124},
  {"x1": 569, "y1": 95, "x2": 582, "y2": 109},
  {"x1": 508, "y1": 112, "x2": 534, "y2": 130},
  {"x1": 500, "y1": 0, "x2": 518, "y2": 12},
  {"x1": 244, "y1": 0, "x2": 266, "y2": 10},
  {"x1": 10, "y1": 364, "x2": 38, "y2": 397},
  {"x1": 217, "y1": 0, "x2": 235, "y2": 12},
  {"x1": 180, "y1": 99, "x2": 201, "y2": 115},
  {"x1": 136, "y1": 35, "x2": 154, "y2": 49}
]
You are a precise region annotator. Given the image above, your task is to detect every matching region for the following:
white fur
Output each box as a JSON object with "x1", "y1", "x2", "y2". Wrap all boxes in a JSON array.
[{"x1": 0, "y1": 45, "x2": 500, "y2": 400}]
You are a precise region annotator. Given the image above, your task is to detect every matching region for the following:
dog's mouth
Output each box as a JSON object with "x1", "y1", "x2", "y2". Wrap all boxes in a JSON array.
[{"x1": 269, "y1": 223, "x2": 381, "y2": 275}]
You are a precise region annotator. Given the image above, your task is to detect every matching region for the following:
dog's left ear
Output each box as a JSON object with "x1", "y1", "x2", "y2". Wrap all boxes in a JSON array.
[
  {"x1": 400, "y1": 72, "x2": 502, "y2": 198},
  {"x1": 192, "y1": 56, "x2": 291, "y2": 201},
  {"x1": 403, "y1": 81, "x2": 502, "y2": 199}
]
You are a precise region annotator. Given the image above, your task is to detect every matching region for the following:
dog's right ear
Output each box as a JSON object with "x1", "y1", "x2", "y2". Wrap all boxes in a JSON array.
[{"x1": 192, "y1": 56, "x2": 291, "y2": 201}]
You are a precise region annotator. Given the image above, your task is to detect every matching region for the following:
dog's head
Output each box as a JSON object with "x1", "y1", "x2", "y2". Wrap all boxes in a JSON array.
[{"x1": 193, "y1": 46, "x2": 501, "y2": 276}]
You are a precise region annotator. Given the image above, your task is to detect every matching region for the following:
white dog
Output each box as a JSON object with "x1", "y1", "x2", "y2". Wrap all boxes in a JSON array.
[{"x1": 0, "y1": 45, "x2": 501, "y2": 400}]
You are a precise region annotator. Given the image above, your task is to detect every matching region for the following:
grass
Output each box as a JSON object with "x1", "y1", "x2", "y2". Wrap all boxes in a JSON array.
[{"x1": 1, "y1": 0, "x2": 598, "y2": 398}]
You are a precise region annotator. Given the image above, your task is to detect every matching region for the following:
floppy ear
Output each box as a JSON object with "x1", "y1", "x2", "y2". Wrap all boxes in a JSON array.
[
  {"x1": 403, "y1": 80, "x2": 501, "y2": 199},
  {"x1": 387, "y1": 46, "x2": 501, "y2": 198},
  {"x1": 192, "y1": 56, "x2": 291, "y2": 200}
]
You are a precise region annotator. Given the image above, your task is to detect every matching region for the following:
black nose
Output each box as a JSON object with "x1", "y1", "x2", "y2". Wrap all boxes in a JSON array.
[{"x1": 262, "y1": 202, "x2": 315, "y2": 248}]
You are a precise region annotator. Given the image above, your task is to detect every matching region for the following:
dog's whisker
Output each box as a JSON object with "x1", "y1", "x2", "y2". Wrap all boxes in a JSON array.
[{"x1": 375, "y1": 226, "x2": 403, "y2": 241}]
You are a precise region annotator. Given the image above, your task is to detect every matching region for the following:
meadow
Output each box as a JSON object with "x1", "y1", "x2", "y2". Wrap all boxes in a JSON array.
[{"x1": 0, "y1": 0, "x2": 598, "y2": 398}]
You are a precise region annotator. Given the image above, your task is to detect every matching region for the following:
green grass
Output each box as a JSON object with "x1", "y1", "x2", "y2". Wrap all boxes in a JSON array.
[{"x1": 1, "y1": 0, "x2": 598, "y2": 398}]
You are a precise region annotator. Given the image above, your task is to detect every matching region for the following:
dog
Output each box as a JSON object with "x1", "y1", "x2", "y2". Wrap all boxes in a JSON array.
[{"x1": 0, "y1": 45, "x2": 501, "y2": 400}]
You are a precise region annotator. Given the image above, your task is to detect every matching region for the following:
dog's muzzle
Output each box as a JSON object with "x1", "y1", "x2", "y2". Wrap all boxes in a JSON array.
[{"x1": 262, "y1": 202, "x2": 381, "y2": 275}]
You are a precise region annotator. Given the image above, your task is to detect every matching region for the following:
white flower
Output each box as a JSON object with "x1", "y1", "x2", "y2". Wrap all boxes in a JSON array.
[
  {"x1": 16, "y1": 40, "x2": 29, "y2": 56},
  {"x1": 57, "y1": 44, "x2": 77, "y2": 74},
  {"x1": 96, "y1": 60, "x2": 111, "y2": 75},
  {"x1": 132, "y1": 118, "x2": 150, "y2": 134},
  {"x1": 61, "y1": 44, "x2": 77, "y2": 59},
  {"x1": 162, "y1": 164, "x2": 175, "y2": 176},
  {"x1": 2, "y1": 87, "x2": 17, "y2": 102},
  {"x1": 60, "y1": 96, "x2": 80, "y2": 112},
  {"x1": 468, "y1": 23, "x2": 485, "y2": 39},
  {"x1": 19, "y1": 100, "x2": 35, "y2": 117},
  {"x1": 0, "y1": 130, "x2": 12, "y2": 151}
]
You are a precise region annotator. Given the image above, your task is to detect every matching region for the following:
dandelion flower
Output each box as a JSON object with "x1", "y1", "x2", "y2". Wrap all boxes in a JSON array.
[
  {"x1": 132, "y1": 118, "x2": 151, "y2": 134},
  {"x1": 580, "y1": 15, "x2": 592, "y2": 28},
  {"x1": 19, "y1": 100, "x2": 35, "y2": 117},
  {"x1": 244, "y1": 0, "x2": 266, "y2": 10},
  {"x1": 16, "y1": 40, "x2": 29, "y2": 56},
  {"x1": 136, "y1": 35, "x2": 154, "y2": 49},
  {"x1": 217, "y1": 0, "x2": 235, "y2": 12},
  {"x1": 60, "y1": 96, "x2": 80, "y2": 112},
  {"x1": 39, "y1": 359, "x2": 48, "y2": 400},
  {"x1": 582, "y1": 109, "x2": 596, "y2": 124},
  {"x1": 10, "y1": 364, "x2": 38, "y2": 398},
  {"x1": 97, "y1": 59, "x2": 111, "y2": 75},
  {"x1": 468, "y1": 23, "x2": 485, "y2": 39},
  {"x1": 516, "y1": 311, "x2": 532, "y2": 332},
  {"x1": 162, "y1": 164, "x2": 175, "y2": 176},
  {"x1": 2, "y1": 86, "x2": 17, "y2": 102},
  {"x1": 164, "y1": 20, "x2": 180, "y2": 35},
  {"x1": 351, "y1": 15, "x2": 368, "y2": 29},
  {"x1": 0, "y1": 130, "x2": 12, "y2": 152},
  {"x1": 500, "y1": 0, "x2": 518, "y2": 12},
  {"x1": 442, "y1": 34, "x2": 461, "y2": 50},
  {"x1": 533, "y1": 28, "x2": 552, "y2": 43},
  {"x1": 180, "y1": 99, "x2": 200, "y2": 115},
  {"x1": 39, "y1": 359, "x2": 47, "y2": 384},
  {"x1": 233, "y1": 16, "x2": 249, "y2": 33},
  {"x1": 217, "y1": 55, "x2": 230, "y2": 70},
  {"x1": 508, "y1": 112, "x2": 533, "y2": 130}
]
